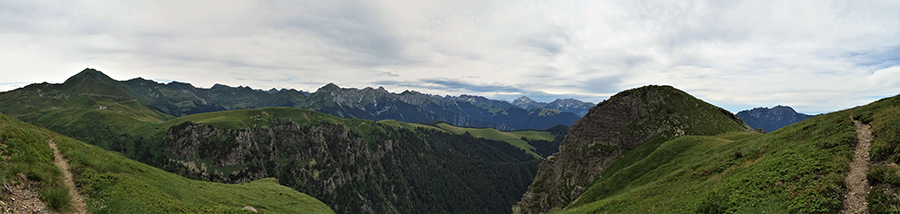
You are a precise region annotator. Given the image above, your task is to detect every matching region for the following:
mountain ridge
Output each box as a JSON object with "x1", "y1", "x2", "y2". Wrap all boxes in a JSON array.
[
  {"x1": 20, "y1": 68, "x2": 588, "y2": 131},
  {"x1": 736, "y1": 105, "x2": 815, "y2": 132},
  {"x1": 513, "y1": 96, "x2": 594, "y2": 116}
]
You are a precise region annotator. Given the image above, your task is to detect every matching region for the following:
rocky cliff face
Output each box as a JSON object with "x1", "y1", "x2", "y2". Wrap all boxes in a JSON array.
[
  {"x1": 166, "y1": 119, "x2": 540, "y2": 214},
  {"x1": 512, "y1": 85, "x2": 751, "y2": 213},
  {"x1": 736, "y1": 105, "x2": 814, "y2": 132}
]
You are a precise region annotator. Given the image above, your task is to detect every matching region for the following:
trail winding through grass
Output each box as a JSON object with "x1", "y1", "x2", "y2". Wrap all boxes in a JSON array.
[
  {"x1": 48, "y1": 138, "x2": 86, "y2": 214},
  {"x1": 842, "y1": 120, "x2": 873, "y2": 214}
]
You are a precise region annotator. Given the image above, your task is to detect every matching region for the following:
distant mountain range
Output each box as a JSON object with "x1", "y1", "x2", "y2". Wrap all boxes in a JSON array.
[
  {"x1": 513, "y1": 96, "x2": 594, "y2": 116},
  {"x1": 735, "y1": 105, "x2": 815, "y2": 132},
  {"x1": 54, "y1": 68, "x2": 591, "y2": 130}
]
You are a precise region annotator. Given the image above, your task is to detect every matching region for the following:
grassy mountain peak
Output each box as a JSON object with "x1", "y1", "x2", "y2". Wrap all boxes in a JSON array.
[{"x1": 514, "y1": 85, "x2": 752, "y2": 214}]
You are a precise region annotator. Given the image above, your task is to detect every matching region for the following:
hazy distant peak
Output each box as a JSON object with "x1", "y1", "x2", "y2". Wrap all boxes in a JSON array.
[
  {"x1": 513, "y1": 96, "x2": 536, "y2": 104},
  {"x1": 736, "y1": 105, "x2": 813, "y2": 132}
]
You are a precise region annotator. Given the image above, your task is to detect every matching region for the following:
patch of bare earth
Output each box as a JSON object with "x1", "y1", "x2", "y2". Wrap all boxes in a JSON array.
[
  {"x1": 842, "y1": 120, "x2": 873, "y2": 214},
  {"x1": 1, "y1": 178, "x2": 53, "y2": 214},
  {"x1": 47, "y1": 139, "x2": 86, "y2": 214}
]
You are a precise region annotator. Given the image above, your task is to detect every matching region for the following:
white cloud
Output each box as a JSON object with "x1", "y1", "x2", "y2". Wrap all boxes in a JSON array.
[{"x1": 0, "y1": 0, "x2": 898, "y2": 113}]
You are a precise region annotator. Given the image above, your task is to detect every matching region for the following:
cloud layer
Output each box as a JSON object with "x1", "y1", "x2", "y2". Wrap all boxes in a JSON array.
[{"x1": 1, "y1": 0, "x2": 898, "y2": 113}]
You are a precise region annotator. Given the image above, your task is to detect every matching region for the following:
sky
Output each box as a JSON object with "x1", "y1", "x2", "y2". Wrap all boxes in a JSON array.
[{"x1": 1, "y1": 1, "x2": 898, "y2": 114}]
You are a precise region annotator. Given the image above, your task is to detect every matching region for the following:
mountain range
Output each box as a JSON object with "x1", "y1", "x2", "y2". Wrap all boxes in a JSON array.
[
  {"x1": 3, "y1": 68, "x2": 899, "y2": 213},
  {"x1": 736, "y1": 105, "x2": 815, "y2": 133},
  {"x1": 512, "y1": 96, "x2": 594, "y2": 116},
  {"x1": 0, "y1": 69, "x2": 570, "y2": 213},
  {"x1": 52, "y1": 68, "x2": 588, "y2": 131}
]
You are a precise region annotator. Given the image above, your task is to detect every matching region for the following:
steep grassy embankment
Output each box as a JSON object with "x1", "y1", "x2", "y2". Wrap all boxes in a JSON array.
[{"x1": 0, "y1": 113, "x2": 333, "y2": 214}]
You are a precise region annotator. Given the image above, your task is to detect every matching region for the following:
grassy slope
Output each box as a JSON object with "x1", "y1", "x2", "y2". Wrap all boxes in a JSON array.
[
  {"x1": 0, "y1": 113, "x2": 333, "y2": 214},
  {"x1": 562, "y1": 105, "x2": 861, "y2": 213},
  {"x1": 852, "y1": 94, "x2": 900, "y2": 212},
  {"x1": 0, "y1": 113, "x2": 73, "y2": 212},
  {"x1": 432, "y1": 122, "x2": 554, "y2": 158}
]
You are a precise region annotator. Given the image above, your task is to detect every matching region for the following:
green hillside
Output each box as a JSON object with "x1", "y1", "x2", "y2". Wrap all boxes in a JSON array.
[
  {"x1": 1, "y1": 113, "x2": 74, "y2": 212},
  {"x1": 853, "y1": 95, "x2": 900, "y2": 212},
  {"x1": 431, "y1": 122, "x2": 556, "y2": 159},
  {"x1": 514, "y1": 85, "x2": 754, "y2": 214},
  {"x1": 557, "y1": 95, "x2": 900, "y2": 213},
  {"x1": 0, "y1": 113, "x2": 334, "y2": 213}
]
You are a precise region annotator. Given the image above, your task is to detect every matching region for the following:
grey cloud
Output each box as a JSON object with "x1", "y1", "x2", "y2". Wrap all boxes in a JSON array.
[
  {"x1": 379, "y1": 71, "x2": 400, "y2": 77},
  {"x1": 579, "y1": 74, "x2": 623, "y2": 95},
  {"x1": 421, "y1": 79, "x2": 523, "y2": 93},
  {"x1": 842, "y1": 46, "x2": 900, "y2": 70},
  {"x1": 520, "y1": 27, "x2": 572, "y2": 57},
  {"x1": 2, "y1": 1, "x2": 899, "y2": 112},
  {"x1": 267, "y1": 1, "x2": 412, "y2": 65}
]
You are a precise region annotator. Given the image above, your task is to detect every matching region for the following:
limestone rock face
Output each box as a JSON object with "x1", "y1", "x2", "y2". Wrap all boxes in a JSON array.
[{"x1": 513, "y1": 85, "x2": 751, "y2": 214}]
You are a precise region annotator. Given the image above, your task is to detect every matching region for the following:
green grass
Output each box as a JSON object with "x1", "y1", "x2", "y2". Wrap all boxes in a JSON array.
[
  {"x1": 432, "y1": 122, "x2": 556, "y2": 159},
  {"x1": 560, "y1": 107, "x2": 858, "y2": 213},
  {"x1": 377, "y1": 119, "x2": 446, "y2": 132},
  {"x1": 0, "y1": 113, "x2": 333, "y2": 214},
  {"x1": 850, "y1": 94, "x2": 900, "y2": 212},
  {"x1": 0, "y1": 113, "x2": 73, "y2": 212}
]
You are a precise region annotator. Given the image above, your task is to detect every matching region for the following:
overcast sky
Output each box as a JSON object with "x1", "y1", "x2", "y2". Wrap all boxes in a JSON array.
[{"x1": 1, "y1": 1, "x2": 898, "y2": 113}]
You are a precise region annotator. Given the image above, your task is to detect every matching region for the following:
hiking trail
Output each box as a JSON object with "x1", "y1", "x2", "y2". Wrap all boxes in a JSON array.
[
  {"x1": 48, "y1": 139, "x2": 87, "y2": 214},
  {"x1": 841, "y1": 119, "x2": 873, "y2": 214}
]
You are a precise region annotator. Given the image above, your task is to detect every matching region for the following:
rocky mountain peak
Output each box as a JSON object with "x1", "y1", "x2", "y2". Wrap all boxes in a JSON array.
[
  {"x1": 513, "y1": 96, "x2": 536, "y2": 105},
  {"x1": 736, "y1": 105, "x2": 813, "y2": 132}
]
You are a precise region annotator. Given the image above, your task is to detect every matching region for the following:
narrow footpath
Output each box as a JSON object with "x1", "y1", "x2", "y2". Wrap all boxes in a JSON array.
[
  {"x1": 842, "y1": 120, "x2": 874, "y2": 214},
  {"x1": 47, "y1": 139, "x2": 86, "y2": 214}
]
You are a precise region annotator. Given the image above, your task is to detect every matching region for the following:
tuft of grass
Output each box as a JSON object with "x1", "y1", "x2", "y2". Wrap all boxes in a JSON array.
[{"x1": 40, "y1": 186, "x2": 74, "y2": 212}]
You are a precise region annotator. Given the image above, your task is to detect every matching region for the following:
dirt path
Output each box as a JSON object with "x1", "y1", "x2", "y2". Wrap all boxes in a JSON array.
[
  {"x1": 47, "y1": 139, "x2": 87, "y2": 214},
  {"x1": 842, "y1": 120, "x2": 874, "y2": 214}
]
